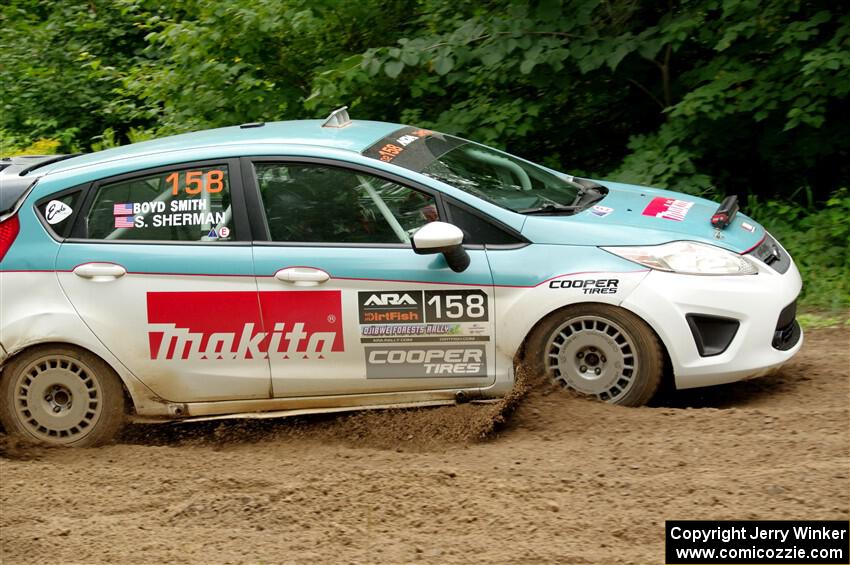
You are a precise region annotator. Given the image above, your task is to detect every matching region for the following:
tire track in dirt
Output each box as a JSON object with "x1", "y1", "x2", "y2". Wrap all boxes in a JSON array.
[{"x1": 1, "y1": 328, "x2": 848, "y2": 564}]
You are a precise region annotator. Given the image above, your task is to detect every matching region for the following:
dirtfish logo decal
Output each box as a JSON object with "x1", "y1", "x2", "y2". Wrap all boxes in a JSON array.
[{"x1": 358, "y1": 290, "x2": 425, "y2": 324}]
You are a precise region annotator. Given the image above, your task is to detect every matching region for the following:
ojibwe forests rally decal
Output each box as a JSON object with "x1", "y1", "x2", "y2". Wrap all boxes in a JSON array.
[
  {"x1": 146, "y1": 291, "x2": 343, "y2": 360},
  {"x1": 642, "y1": 197, "x2": 694, "y2": 221}
]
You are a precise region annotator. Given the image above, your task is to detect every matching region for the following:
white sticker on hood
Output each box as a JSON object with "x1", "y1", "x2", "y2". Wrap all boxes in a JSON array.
[
  {"x1": 45, "y1": 200, "x2": 73, "y2": 225},
  {"x1": 590, "y1": 205, "x2": 614, "y2": 217}
]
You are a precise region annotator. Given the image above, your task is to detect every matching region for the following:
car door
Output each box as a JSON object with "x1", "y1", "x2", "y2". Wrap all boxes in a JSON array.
[
  {"x1": 244, "y1": 158, "x2": 497, "y2": 398},
  {"x1": 55, "y1": 159, "x2": 271, "y2": 403}
]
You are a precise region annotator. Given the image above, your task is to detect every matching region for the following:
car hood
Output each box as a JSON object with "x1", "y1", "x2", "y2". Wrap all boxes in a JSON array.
[{"x1": 519, "y1": 180, "x2": 764, "y2": 252}]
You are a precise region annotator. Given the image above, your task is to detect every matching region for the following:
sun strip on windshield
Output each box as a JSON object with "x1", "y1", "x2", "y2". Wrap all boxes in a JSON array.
[{"x1": 362, "y1": 126, "x2": 466, "y2": 172}]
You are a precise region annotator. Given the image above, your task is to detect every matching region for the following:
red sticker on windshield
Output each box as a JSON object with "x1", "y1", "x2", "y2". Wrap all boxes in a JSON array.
[{"x1": 642, "y1": 197, "x2": 694, "y2": 222}]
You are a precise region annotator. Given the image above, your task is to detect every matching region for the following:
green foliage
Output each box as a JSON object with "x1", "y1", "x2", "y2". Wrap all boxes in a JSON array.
[
  {"x1": 0, "y1": 0, "x2": 153, "y2": 148},
  {"x1": 0, "y1": 130, "x2": 61, "y2": 156},
  {"x1": 306, "y1": 0, "x2": 849, "y2": 202},
  {"x1": 117, "y1": 0, "x2": 412, "y2": 134},
  {"x1": 797, "y1": 312, "x2": 849, "y2": 329},
  {"x1": 608, "y1": 122, "x2": 714, "y2": 196},
  {"x1": 2, "y1": 0, "x2": 848, "y2": 309},
  {"x1": 747, "y1": 189, "x2": 850, "y2": 311}
]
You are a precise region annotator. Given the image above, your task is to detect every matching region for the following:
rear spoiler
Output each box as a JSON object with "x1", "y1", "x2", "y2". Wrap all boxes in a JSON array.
[{"x1": 0, "y1": 154, "x2": 79, "y2": 218}]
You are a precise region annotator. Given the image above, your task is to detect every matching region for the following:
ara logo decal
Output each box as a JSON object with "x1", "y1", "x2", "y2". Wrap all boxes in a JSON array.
[
  {"x1": 358, "y1": 291, "x2": 425, "y2": 324},
  {"x1": 642, "y1": 197, "x2": 694, "y2": 222},
  {"x1": 146, "y1": 291, "x2": 343, "y2": 360},
  {"x1": 363, "y1": 293, "x2": 418, "y2": 307}
]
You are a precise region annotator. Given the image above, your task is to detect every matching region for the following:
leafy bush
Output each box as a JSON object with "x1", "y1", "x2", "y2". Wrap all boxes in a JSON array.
[
  {"x1": 2, "y1": 0, "x2": 848, "y2": 311},
  {"x1": 0, "y1": 130, "x2": 60, "y2": 156},
  {"x1": 747, "y1": 189, "x2": 850, "y2": 311}
]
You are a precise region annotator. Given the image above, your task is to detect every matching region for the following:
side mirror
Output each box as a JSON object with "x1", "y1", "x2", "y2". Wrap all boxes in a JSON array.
[{"x1": 411, "y1": 221, "x2": 470, "y2": 273}]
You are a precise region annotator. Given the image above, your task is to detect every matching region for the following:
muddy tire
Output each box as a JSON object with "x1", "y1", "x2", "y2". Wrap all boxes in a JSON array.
[
  {"x1": 524, "y1": 304, "x2": 663, "y2": 406},
  {"x1": 0, "y1": 345, "x2": 125, "y2": 446}
]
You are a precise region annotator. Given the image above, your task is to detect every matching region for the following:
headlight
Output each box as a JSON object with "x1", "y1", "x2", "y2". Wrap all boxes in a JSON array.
[{"x1": 602, "y1": 241, "x2": 757, "y2": 275}]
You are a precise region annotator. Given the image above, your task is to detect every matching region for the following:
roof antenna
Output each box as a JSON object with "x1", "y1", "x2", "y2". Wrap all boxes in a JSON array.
[{"x1": 322, "y1": 106, "x2": 351, "y2": 128}]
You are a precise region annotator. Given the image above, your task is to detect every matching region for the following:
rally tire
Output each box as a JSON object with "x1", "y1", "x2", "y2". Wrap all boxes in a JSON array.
[
  {"x1": 0, "y1": 345, "x2": 125, "y2": 447},
  {"x1": 524, "y1": 304, "x2": 663, "y2": 406}
]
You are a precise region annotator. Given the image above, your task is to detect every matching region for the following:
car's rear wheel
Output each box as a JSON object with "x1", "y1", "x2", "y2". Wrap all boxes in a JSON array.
[
  {"x1": 524, "y1": 304, "x2": 663, "y2": 406},
  {"x1": 0, "y1": 346, "x2": 125, "y2": 446}
]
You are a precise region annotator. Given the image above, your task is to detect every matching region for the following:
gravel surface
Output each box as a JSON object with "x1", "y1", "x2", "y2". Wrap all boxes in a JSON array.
[{"x1": 1, "y1": 328, "x2": 848, "y2": 564}]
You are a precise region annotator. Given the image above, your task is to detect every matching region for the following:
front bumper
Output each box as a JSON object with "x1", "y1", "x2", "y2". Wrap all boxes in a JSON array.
[{"x1": 621, "y1": 256, "x2": 803, "y2": 389}]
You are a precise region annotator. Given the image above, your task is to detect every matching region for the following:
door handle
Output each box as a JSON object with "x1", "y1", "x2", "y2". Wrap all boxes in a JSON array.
[
  {"x1": 73, "y1": 263, "x2": 127, "y2": 280},
  {"x1": 274, "y1": 267, "x2": 330, "y2": 286}
]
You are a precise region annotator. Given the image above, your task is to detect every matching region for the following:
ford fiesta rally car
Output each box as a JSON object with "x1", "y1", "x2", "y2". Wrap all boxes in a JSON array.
[{"x1": 0, "y1": 108, "x2": 802, "y2": 446}]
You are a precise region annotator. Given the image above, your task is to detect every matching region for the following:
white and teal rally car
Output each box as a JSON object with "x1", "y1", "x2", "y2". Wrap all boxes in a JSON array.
[{"x1": 0, "y1": 108, "x2": 802, "y2": 446}]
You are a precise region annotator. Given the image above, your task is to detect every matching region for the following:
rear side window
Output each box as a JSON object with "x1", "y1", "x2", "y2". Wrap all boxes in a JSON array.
[
  {"x1": 85, "y1": 165, "x2": 233, "y2": 241},
  {"x1": 38, "y1": 190, "x2": 84, "y2": 238}
]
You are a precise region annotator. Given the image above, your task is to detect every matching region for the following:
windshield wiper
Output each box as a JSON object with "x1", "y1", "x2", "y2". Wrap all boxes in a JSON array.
[
  {"x1": 569, "y1": 188, "x2": 587, "y2": 206},
  {"x1": 518, "y1": 203, "x2": 582, "y2": 215}
]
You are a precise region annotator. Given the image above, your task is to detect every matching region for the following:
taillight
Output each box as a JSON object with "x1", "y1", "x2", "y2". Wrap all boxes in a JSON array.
[{"x1": 0, "y1": 214, "x2": 20, "y2": 263}]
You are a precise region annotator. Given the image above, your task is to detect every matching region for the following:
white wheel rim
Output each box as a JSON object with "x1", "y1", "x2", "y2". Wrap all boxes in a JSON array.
[
  {"x1": 13, "y1": 354, "x2": 103, "y2": 444},
  {"x1": 544, "y1": 315, "x2": 638, "y2": 402}
]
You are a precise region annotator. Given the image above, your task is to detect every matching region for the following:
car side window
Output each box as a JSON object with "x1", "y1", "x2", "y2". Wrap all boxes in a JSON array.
[
  {"x1": 85, "y1": 165, "x2": 233, "y2": 241},
  {"x1": 446, "y1": 201, "x2": 522, "y2": 245},
  {"x1": 254, "y1": 163, "x2": 439, "y2": 244},
  {"x1": 37, "y1": 190, "x2": 84, "y2": 238}
]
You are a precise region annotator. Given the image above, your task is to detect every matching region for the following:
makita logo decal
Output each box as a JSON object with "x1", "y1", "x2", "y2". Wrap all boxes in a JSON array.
[
  {"x1": 147, "y1": 291, "x2": 343, "y2": 360},
  {"x1": 642, "y1": 197, "x2": 694, "y2": 222}
]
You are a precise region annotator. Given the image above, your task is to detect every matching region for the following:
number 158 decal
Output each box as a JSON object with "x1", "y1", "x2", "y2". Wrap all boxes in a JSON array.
[{"x1": 424, "y1": 290, "x2": 489, "y2": 322}]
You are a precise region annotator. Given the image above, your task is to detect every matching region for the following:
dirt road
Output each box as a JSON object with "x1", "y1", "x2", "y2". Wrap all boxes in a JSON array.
[{"x1": 1, "y1": 328, "x2": 848, "y2": 564}]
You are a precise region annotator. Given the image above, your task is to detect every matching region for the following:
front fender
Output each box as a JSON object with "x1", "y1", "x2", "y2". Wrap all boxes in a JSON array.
[{"x1": 486, "y1": 244, "x2": 651, "y2": 360}]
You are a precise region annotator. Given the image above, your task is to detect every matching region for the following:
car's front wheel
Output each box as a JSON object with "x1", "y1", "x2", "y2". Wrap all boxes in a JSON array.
[
  {"x1": 0, "y1": 345, "x2": 125, "y2": 446},
  {"x1": 524, "y1": 304, "x2": 663, "y2": 406}
]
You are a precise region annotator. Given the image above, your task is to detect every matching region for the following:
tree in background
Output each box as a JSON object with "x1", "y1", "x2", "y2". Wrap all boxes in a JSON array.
[
  {"x1": 0, "y1": 0, "x2": 152, "y2": 149},
  {"x1": 1, "y1": 0, "x2": 847, "y2": 308},
  {"x1": 310, "y1": 0, "x2": 850, "y2": 203}
]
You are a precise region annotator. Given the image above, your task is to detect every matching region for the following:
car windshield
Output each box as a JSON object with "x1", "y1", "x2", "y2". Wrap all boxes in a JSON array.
[{"x1": 362, "y1": 127, "x2": 582, "y2": 213}]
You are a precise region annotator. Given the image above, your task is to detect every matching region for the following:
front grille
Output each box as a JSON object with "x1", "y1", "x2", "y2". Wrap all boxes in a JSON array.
[
  {"x1": 772, "y1": 300, "x2": 801, "y2": 351},
  {"x1": 748, "y1": 233, "x2": 791, "y2": 273}
]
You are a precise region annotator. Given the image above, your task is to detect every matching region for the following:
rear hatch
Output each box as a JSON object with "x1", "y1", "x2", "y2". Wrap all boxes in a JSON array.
[{"x1": 0, "y1": 155, "x2": 82, "y2": 217}]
